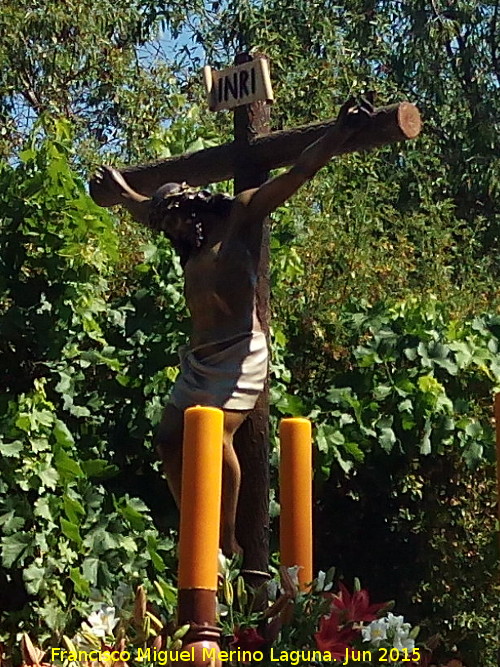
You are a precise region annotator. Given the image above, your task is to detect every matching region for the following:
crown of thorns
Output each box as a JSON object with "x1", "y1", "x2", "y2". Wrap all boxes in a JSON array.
[{"x1": 153, "y1": 182, "x2": 217, "y2": 209}]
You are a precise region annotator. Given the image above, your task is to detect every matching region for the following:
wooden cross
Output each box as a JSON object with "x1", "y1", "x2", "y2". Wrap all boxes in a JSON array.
[{"x1": 90, "y1": 53, "x2": 421, "y2": 586}]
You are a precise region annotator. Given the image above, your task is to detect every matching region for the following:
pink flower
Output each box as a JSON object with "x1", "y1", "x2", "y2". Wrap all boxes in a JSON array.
[
  {"x1": 314, "y1": 618, "x2": 359, "y2": 659},
  {"x1": 230, "y1": 627, "x2": 266, "y2": 654},
  {"x1": 329, "y1": 582, "x2": 387, "y2": 623}
]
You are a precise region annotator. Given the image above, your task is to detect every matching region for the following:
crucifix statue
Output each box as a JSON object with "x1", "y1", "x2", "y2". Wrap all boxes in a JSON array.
[{"x1": 90, "y1": 53, "x2": 421, "y2": 583}]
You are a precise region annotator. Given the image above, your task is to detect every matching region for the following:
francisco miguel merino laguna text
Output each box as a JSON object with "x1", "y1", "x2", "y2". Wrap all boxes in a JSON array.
[{"x1": 51, "y1": 646, "x2": 421, "y2": 664}]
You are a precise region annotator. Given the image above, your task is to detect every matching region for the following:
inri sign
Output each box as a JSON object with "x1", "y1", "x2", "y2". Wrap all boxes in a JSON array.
[{"x1": 203, "y1": 56, "x2": 274, "y2": 112}]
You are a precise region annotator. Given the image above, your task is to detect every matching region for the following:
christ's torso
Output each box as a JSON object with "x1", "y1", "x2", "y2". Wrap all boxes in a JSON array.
[{"x1": 183, "y1": 197, "x2": 263, "y2": 354}]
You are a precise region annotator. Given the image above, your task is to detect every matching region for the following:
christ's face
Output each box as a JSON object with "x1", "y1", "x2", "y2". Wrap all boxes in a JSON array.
[
  {"x1": 150, "y1": 183, "x2": 216, "y2": 248},
  {"x1": 164, "y1": 210, "x2": 193, "y2": 240},
  {"x1": 163, "y1": 207, "x2": 208, "y2": 250}
]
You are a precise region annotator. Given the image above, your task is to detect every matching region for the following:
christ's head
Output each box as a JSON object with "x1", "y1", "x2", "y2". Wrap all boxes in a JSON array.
[{"x1": 149, "y1": 182, "x2": 233, "y2": 263}]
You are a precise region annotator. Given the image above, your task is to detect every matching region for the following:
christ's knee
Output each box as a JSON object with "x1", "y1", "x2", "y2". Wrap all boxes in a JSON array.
[{"x1": 155, "y1": 432, "x2": 182, "y2": 464}]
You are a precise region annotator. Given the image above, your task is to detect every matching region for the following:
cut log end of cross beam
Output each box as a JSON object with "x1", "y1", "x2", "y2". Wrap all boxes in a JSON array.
[
  {"x1": 331, "y1": 102, "x2": 421, "y2": 158},
  {"x1": 89, "y1": 101, "x2": 422, "y2": 206},
  {"x1": 398, "y1": 101, "x2": 422, "y2": 139}
]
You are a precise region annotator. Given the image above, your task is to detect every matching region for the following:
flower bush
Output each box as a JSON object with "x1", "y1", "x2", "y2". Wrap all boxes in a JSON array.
[
  {"x1": 214, "y1": 560, "x2": 430, "y2": 666},
  {"x1": 3, "y1": 567, "x2": 442, "y2": 667}
]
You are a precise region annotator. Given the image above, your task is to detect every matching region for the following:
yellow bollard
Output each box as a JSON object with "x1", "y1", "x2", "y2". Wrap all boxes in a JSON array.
[
  {"x1": 177, "y1": 406, "x2": 224, "y2": 667},
  {"x1": 495, "y1": 394, "x2": 500, "y2": 557},
  {"x1": 178, "y1": 406, "x2": 224, "y2": 590},
  {"x1": 279, "y1": 417, "x2": 313, "y2": 591}
]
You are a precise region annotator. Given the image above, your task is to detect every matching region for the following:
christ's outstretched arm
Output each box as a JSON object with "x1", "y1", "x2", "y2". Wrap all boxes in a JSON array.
[{"x1": 243, "y1": 97, "x2": 374, "y2": 220}]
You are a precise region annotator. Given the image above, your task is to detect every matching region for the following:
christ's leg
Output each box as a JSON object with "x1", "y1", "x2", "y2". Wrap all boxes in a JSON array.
[
  {"x1": 220, "y1": 409, "x2": 250, "y2": 557},
  {"x1": 155, "y1": 404, "x2": 249, "y2": 557},
  {"x1": 155, "y1": 403, "x2": 185, "y2": 507}
]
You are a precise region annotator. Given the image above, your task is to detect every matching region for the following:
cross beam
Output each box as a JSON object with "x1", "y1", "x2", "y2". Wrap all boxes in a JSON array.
[{"x1": 89, "y1": 102, "x2": 421, "y2": 205}]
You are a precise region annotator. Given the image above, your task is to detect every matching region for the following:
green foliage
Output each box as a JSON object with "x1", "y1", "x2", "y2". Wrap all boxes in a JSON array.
[
  {"x1": 277, "y1": 299, "x2": 499, "y2": 470},
  {"x1": 1, "y1": 1, "x2": 500, "y2": 664},
  {"x1": 411, "y1": 461, "x2": 500, "y2": 666},
  {"x1": 0, "y1": 380, "x2": 174, "y2": 636},
  {"x1": 270, "y1": 298, "x2": 500, "y2": 664},
  {"x1": 0, "y1": 0, "x2": 202, "y2": 162},
  {"x1": 0, "y1": 123, "x2": 181, "y2": 640}
]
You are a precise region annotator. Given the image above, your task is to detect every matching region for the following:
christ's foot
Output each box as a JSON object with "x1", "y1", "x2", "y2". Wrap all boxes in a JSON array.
[{"x1": 221, "y1": 528, "x2": 243, "y2": 558}]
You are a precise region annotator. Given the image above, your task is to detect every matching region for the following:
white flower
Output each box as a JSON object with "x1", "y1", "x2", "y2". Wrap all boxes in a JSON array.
[
  {"x1": 266, "y1": 579, "x2": 279, "y2": 601},
  {"x1": 314, "y1": 570, "x2": 333, "y2": 592},
  {"x1": 285, "y1": 566, "x2": 300, "y2": 588},
  {"x1": 217, "y1": 549, "x2": 229, "y2": 577},
  {"x1": 385, "y1": 613, "x2": 406, "y2": 629},
  {"x1": 215, "y1": 598, "x2": 229, "y2": 618},
  {"x1": 392, "y1": 625, "x2": 415, "y2": 652},
  {"x1": 82, "y1": 605, "x2": 118, "y2": 638},
  {"x1": 362, "y1": 618, "x2": 388, "y2": 646},
  {"x1": 384, "y1": 613, "x2": 415, "y2": 652}
]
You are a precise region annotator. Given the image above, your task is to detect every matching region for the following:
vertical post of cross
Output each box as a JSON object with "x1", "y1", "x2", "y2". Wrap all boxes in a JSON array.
[{"x1": 232, "y1": 52, "x2": 272, "y2": 589}]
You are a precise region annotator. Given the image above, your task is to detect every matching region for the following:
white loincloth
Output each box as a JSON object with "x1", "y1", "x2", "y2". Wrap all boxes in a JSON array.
[{"x1": 169, "y1": 331, "x2": 268, "y2": 411}]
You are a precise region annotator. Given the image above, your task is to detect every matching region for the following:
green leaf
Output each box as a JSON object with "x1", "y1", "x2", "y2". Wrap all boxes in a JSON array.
[
  {"x1": 70, "y1": 567, "x2": 91, "y2": 596},
  {"x1": 116, "y1": 497, "x2": 148, "y2": 530},
  {"x1": 154, "y1": 577, "x2": 177, "y2": 609},
  {"x1": 34, "y1": 497, "x2": 55, "y2": 523},
  {"x1": 38, "y1": 464, "x2": 59, "y2": 489},
  {"x1": 147, "y1": 537, "x2": 165, "y2": 572},
  {"x1": 465, "y1": 421, "x2": 483, "y2": 438},
  {"x1": 434, "y1": 358, "x2": 458, "y2": 375},
  {"x1": 0, "y1": 511, "x2": 26, "y2": 534},
  {"x1": 275, "y1": 392, "x2": 305, "y2": 415},
  {"x1": 401, "y1": 414, "x2": 416, "y2": 431},
  {"x1": 15, "y1": 413, "x2": 31, "y2": 433},
  {"x1": 55, "y1": 450, "x2": 83, "y2": 480},
  {"x1": 69, "y1": 404, "x2": 91, "y2": 418},
  {"x1": 420, "y1": 420, "x2": 432, "y2": 455},
  {"x1": 373, "y1": 384, "x2": 392, "y2": 400},
  {"x1": 140, "y1": 243, "x2": 158, "y2": 262},
  {"x1": 63, "y1": 494, "x2": 85, "y2": 524},
  {"x1": 377, "y1": 416, "x2": 396, "y2": 453},
  {"x1": 398, "y1": 399, "x2": 413, "y2": 413},
  {"x1": 418, "y1": 375, "x2": 443, "y2": 396},
  {"x1": 32, "y1": 437, "x2": 51, "y2": 452},
  {"x1": 60, "y1": 518, "x2": 82, "y2": 545},
  {"x1": 83, "y1": 527, "x2": 119, "y2": 554},
  {"x1": 186, "y1": 137, "x2": 207, "y2": 152},
  {"x1": 81, "y1": 459, "x2": 119, "y2": 479},
  {"x1": 119, "y1": 536, "x2": 138, "y2": 552},
  {"x1": 1, "y1": 532, "x2": 32, "y2": 567},
  {"x1": 1, "y1": 440, "x2": 23, "y2": 457},
  {"x1": 342, "y1": 441, "x2": 365, "y2": 462},
  {"x1": 24, "y1": 563, "x2": 46, "y2": 594},
  {"x1": 450, "y1": 341, "x2": 473, "y2": 367},
  {"x1": 82, "y1": 557, "x2": 99, "y2": 585},
  {"x1": 39, "y1": 600, "x2": 67, "y2": 631},
  {"x1": 463, "y1": 442, "x2": 484, "y2": 467},
  {"x1": 53, "y1": 419, "x2": 75, "y2": 447}
]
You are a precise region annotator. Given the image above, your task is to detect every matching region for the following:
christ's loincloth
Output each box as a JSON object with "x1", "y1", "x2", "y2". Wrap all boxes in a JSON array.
[{"x1": 169, "y1": 331, "x2": 268, "y2": 411}]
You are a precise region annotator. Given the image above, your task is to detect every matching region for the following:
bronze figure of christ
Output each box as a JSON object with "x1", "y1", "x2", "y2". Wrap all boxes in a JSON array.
[{"x1": 94, "y1": 98, "x2": 374, "y2": 556}]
